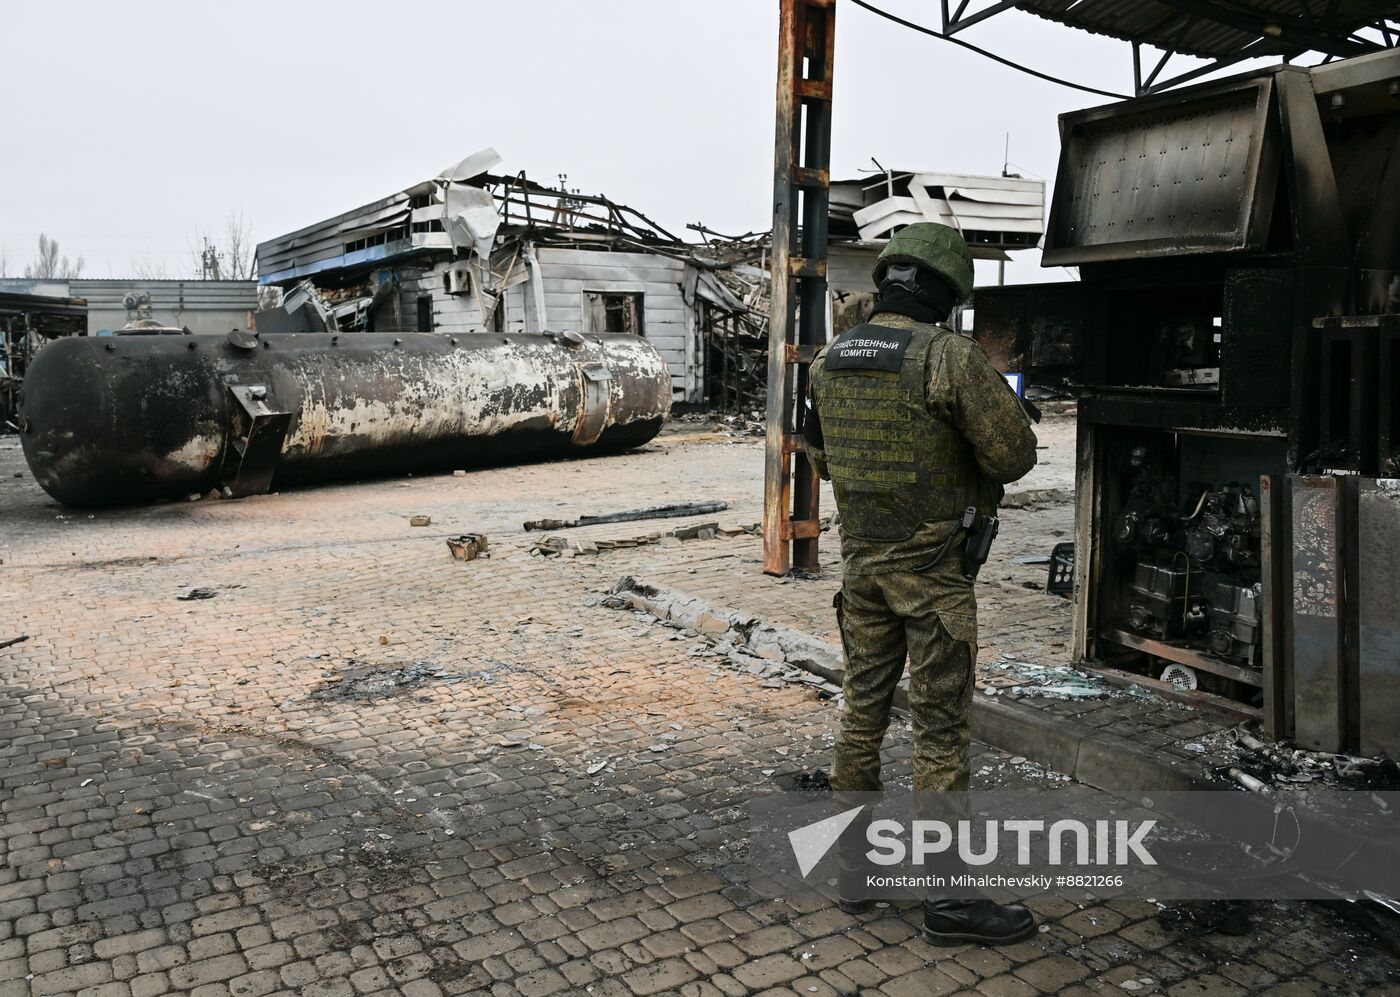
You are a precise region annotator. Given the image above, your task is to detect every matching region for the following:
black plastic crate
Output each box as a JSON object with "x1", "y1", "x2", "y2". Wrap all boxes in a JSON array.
[{"x1": 1047, "y1": 542, "x2": 1074, "y2": 598}]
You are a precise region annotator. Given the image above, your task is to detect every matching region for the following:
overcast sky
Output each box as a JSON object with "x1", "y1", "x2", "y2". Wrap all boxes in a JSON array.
[{"x1": 0, "y1": 1, "x2": 1289, "y2": 286}]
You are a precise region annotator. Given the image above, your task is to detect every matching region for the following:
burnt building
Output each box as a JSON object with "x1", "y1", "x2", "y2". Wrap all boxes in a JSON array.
[
  {"x1": 0, "y1": 290, "x2": 86, "y2": 431},
  {"x1": 254, "y1": 151, "x2": 1044, "y2": 410},
  {"x1": 254, "y1": 150, "x2": 717, "y2": 405}
]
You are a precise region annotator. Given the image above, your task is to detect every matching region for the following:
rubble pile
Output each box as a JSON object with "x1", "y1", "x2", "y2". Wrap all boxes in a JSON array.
[
  {"x1": 1214, "y1": 729, "x2": 1400, "y2": 792},
  {"x1": 308, "y1": 659, "x2": 466, "y2": 702},
  {"x1": 716, "y1": 411, "x2": 766, "y2": 437},
  {"x1": 593, "y1": 576, "x2": 844, "y2": 703}
]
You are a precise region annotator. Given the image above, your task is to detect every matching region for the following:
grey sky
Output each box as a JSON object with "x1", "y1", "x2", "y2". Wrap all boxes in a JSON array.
[{"x1": 0, "y1": 1, "x2": 1286, "y2": 286}]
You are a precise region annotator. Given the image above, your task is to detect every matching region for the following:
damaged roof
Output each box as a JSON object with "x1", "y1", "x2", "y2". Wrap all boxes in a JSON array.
[
  {"x1": 829, "y1": 171, "x2": 1045, "y2": 254},
  {"x1": 255, "y1": 149, "x2": 682, "y2": 286}
]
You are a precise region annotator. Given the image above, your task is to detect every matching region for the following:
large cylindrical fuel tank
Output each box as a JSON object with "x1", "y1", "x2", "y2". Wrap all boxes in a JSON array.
[{"x1": 19, "y1": 331, "x2": 671, "y2": 507}]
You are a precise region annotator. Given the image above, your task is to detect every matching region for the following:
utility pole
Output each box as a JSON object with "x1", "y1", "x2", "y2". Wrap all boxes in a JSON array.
[
  {"x1": 763, "y1": 0, "x2": 835, "y2": 576},
  {"x1": 200, "y1": 238, "x2": 222, "y2": 281}
]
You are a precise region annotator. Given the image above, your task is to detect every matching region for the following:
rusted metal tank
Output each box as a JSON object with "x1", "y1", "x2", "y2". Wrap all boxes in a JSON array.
[{"x1": 19, "y1": 331, "x2": 671, "y2": 507}]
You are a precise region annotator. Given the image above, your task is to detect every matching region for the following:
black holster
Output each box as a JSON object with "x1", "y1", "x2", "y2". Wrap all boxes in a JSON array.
[{"x1": 961, "y1": 510, "x2": 999, "y2": 581}]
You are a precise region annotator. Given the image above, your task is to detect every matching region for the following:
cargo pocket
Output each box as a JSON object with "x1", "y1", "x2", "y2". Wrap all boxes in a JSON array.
[{"x1": 936, "y1": 610, "x2": 977, "y2": 644}]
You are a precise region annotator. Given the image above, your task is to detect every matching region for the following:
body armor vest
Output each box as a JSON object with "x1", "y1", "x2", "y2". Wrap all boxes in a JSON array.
[{"x1": 813, "y1": 322, "x2": 980, "y2": 542}]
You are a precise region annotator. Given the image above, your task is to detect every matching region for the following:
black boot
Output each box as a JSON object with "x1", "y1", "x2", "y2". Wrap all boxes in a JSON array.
[
  {"x1": 922, "y1": 898, "x2": 1036, "y2": 946},
  {"x1": 836, "y1": 860, "x2": 871, "y2": 914},
  {"x1": 835, "y1": 812, "x2": 873, "y2": 914}
]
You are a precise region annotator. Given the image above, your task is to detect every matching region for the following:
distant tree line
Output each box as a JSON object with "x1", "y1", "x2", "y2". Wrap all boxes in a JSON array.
[
  {"x1": 0, "y1": 234, "x2": 86, "y2": 279},
  {"x1": 1, "y1": 212, "x2": 255, "y2": 281}
]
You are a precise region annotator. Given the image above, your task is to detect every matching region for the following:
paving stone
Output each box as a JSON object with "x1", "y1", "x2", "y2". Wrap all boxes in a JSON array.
[{"x1": 0, "y1": 425, "x2": 1394, "y2": 997}]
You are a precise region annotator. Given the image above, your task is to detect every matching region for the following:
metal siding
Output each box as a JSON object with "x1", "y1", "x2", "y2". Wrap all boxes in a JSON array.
[
  {"x1": 0, "y1": 279, "x2": 259, "y2": 336},
  {"x1": 537, "y1": 248, "x2": 696, "y2": 402}
]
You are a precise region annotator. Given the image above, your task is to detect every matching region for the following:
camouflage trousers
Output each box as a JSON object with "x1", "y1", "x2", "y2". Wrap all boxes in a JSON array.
[{"x1": 830, "y1": 570, "x2": 976, "y2": 794}]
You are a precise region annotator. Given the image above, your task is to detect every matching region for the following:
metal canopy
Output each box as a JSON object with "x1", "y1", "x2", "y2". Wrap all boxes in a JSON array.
[
  {"x1": 1011, "y1": 0, "x2": 1397, "y2": 60},
  {"x1": 914, "y1": 0, "x2": 1400, "y2": 94}
]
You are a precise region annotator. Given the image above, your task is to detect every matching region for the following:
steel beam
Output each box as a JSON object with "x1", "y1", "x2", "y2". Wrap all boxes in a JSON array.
[{"x1": 764, "y1": 0, "x2": 834, "y2": 576}]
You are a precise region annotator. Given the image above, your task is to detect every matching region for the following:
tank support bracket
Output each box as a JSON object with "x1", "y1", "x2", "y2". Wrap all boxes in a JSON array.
[{"x1": 222, "y1": 383, "x2": 292, "y2": 498}]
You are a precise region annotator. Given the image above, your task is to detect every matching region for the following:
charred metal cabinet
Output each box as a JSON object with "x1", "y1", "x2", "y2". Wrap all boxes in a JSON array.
[{"x1": 975, "y1": 52, "x2": 1400, "y2": 746}]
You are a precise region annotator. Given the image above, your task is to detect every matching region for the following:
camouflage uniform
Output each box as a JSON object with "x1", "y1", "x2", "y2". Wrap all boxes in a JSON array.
[{"x1": 807, "y1": 312, "x2": 1037, "y2": 794}]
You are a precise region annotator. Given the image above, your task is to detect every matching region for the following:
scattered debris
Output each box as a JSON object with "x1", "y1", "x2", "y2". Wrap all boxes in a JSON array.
[
  {"x1": 600, "y1": 576, "x2": 844, "y2": 701},
  {"x1": 0, "y1": 635, "x2": 29, "y2": 650},
  {"x1": 531, "y1": 516, "x2": 833, "y2": 558},
  {"x1": 991, "y1": 661, "x2": 1109, "y2": 700},
  {"x1": 773, "y1": 770, "x2": 833, "y2": 793},
  {"x1": 409, "y1": 515, "x2": 432, "y2": 527},
  {"x1": 1227, "y1": 767, "x2": 1271, "y2": 793},
  {"x1": 531, "y1": 522, "x2": 750, "y2": 557},
  {"x1": 716, "y1": 412, "x2": 767, "y2": 437},
  {"x1": 446, "y1": 533, "x2": 489, "y2": 561},
  {"x1": 1000, "y1": 488, "x2": 1072, "y2": 510},
  {"x1": 177, "y1": 587, "x2": 218, "y2": 601},
  {"x1": 523, "y1": 500, "x2": 730, "y2": 531},
  {"x1": 1157, "y1": 901, "x2": 1252, "y2": 937},
  {"x1": 1213, "y1": 728, "x2": 1400, "y2": 792},
  {"x1": 309, "y1": 660, "x2": 466, "y2": 702}
]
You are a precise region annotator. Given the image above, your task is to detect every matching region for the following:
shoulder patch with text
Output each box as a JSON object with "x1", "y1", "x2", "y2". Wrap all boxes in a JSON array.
[{"x1": 822, "y1": 325, "x2": 912, "y2": 372}]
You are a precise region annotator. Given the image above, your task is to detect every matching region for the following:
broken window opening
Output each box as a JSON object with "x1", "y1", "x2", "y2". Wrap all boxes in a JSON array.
[
  {"x1": 343, "y1": 226, "x2": 410, "y2": 255},
  {"x1": 416, "y1": 295, "x2": 433, "y2": 333},
  {"x1": 583, "y1": 291, "x2": 645, "y2": 336}
]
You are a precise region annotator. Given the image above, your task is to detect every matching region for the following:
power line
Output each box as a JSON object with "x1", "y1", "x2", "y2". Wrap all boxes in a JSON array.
[{"x1": 846, "y1": 0, "x2": 1133, "y2": 101}]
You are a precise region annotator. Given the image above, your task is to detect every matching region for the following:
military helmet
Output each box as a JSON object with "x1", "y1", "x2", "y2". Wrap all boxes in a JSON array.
[{"x1": 873, "y1": 222, "x2": 974, "y2": 301}]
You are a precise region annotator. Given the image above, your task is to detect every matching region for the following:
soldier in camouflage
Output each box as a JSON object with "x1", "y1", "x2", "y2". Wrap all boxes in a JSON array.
[{"x1": 803, "y1": 222, "x2": 1040, "y2": 946}]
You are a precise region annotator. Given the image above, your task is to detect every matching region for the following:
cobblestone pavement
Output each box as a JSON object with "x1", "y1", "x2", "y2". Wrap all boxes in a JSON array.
[{"x1": 2, "y1": 421, "x2": 1396, "y2": 997}]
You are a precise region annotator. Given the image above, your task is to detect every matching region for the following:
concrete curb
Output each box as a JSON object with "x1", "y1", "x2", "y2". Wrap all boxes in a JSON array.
[
  {"x1": 970, "y1": 696, "x2": 1213, "y2": 792},
  {"x1": 999, "y1": 486, "x2": 1073, "y2": 509},
  {"x1": 610, "y1": 575, "x2": 1211, "y2": 793}
]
